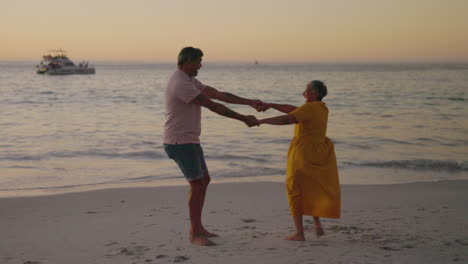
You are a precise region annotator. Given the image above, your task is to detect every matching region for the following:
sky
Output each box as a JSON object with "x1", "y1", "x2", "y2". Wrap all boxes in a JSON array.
[{"x1": 1, "y1": 0, "x2": 467, "y2": 62}]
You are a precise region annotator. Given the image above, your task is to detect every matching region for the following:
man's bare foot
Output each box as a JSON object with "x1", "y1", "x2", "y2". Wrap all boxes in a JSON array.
[
  {"x1": 201, "y1": 229, "x2": 218, "y2": 237},
  {"x1": 315, "y1": 226, "x2": 325, "y2": 237},
  {"x1": 190, "y1": 236, "x2": 216, "y2": 246},
  {"x1": 286, "y1": 233, "x2": 305, "y2": 241},
  {"x1": 192, "y1": 227, "x2": 218, "y2": 237}
]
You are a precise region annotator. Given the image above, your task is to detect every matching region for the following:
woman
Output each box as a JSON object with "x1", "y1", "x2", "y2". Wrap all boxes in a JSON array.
[{"x1": 260, "y1": 80, "x2": 341, "y2": 241}]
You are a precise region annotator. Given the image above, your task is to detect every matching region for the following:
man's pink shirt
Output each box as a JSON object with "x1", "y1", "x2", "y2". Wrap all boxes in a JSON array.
[{"x1": 163, "y1": 69, "x2": 206, "y2": 144}]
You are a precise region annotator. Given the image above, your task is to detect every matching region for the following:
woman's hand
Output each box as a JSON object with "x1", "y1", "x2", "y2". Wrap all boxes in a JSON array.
[{"x1": 249, "y1": 100, "x2": 270, "y2": 112}]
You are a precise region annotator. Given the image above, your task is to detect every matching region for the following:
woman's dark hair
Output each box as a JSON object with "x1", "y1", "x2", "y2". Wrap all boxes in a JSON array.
[
  {"x1": 177, "y1": 47, "x2": 204, "y2": 66},
  {"x1": 310, "y1": 80, "x2": 327, "y2": 101}
]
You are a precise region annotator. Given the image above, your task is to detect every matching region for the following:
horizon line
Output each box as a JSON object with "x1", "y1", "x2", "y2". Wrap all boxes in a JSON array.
[{"x1": 2, "y1": 59, "x2": 468, "y2": 64}]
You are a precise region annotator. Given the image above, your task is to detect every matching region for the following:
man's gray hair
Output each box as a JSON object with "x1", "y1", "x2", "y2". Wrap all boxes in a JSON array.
[
  {"x1": 178, "y1": 47, "x2": 204, "y2": 66},
  {"x1": 309, "y1": 80, "x2": 328, "y2": 101}
]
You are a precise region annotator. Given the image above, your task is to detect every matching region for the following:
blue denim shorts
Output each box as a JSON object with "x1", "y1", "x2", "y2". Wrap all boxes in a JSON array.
[{"x1": 164, "y1": 144, "x2": 208, "y2": 182}]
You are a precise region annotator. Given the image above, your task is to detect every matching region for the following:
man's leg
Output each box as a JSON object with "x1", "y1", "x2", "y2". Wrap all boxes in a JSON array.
[
  {"x1": 189, "y1": 179, "x2": 215, "y2": 246},
  {"x1": 199, "y1": 173, "x2": 218, "y2": 237}
]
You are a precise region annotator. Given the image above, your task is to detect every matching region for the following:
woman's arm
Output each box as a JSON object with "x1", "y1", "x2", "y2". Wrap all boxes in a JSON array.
[
  {"x1": 202, "y1": 86, "x2": 268, "y2": 112},
  {"x1": 259, "y1": 114, "x2": 297, "y2": 125},
  {"x1": 266, "y1": 103, "x2": 297, "y2": 114}
]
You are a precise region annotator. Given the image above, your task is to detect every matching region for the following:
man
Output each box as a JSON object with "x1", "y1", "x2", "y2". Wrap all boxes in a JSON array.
[{"x1": 163, "y1": 47, "x2": 267, "y2": 246}]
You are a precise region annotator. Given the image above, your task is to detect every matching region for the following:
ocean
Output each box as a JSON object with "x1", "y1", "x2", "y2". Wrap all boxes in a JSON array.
[{"x1": 1, "y1": 61, "x2": 467, "y2": 196}]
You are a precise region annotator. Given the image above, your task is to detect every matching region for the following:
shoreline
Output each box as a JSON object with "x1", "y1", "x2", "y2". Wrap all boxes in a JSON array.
[{"x1": 1, "y1": 167, "x2": 467, "y2": 198}]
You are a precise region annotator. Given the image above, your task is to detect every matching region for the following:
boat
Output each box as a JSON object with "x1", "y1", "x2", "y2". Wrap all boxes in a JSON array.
[{"x1": 36, "y1": 49, "x2": 96, "y2": 75}]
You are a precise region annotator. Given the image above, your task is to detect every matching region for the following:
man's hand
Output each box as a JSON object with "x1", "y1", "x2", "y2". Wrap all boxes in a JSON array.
[
  {"x1": 249, "y1": 100, "x2": 270, "y2": 112},
  {"x1": 243, "y1": 115, "x2": 259, "y2": 127}
]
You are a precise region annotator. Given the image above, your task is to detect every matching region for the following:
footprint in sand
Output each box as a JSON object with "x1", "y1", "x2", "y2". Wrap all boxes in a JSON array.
[
  {"x1": 454, "y1": 239, "x2": 468, "y2": 246},
  {"x1": 236, "y1": 226, "x2": 254, "y2": 231},
  {"x1": 105, "y1": 244, "x2": 151, "y2": 259},
  {"x1": 361, "y1": 234, "x2": 383, "y2": 241},
  {"x1": 251, "y1": 231, "x2": 268, "y2": 238},
  {"x1": 241, "y1": 218, "x2": 256, "y2": 223},
  {"x1": 327, "y1": 225, "x2": 363, "y2": 234},
  {"x1": 23, "y1": 261, "x2": 41, "y2": 264},
  {"x1": 173, "y1": 256, "x2": 189, "y2": 262},
  {"x1": 380, "y1": 246, "x2": 400, "y2": 251},
  {"x1": 105, "y1": 241, "x2": 119, "y2": 247}
]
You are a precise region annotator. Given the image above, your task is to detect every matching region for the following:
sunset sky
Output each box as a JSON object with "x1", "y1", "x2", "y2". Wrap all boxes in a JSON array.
[{"x1": 1, "y1": 0, "x2": 467, "y2": 62}]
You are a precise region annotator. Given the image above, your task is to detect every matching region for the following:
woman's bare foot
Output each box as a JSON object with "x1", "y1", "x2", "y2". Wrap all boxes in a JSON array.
[
  {"x1": 286, "y1": 232, "x2": 305, "y2": 241},
  {"x1": 190, "y1": 235, "x2": 216, "y2": 246},
  {"x1": 315, "y1": 225, "x2": 325, "y2": 237}
]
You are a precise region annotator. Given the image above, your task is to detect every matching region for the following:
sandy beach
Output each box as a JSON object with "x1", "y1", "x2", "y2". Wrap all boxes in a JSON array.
[{"x1": 1, "y1": 180, "x2": 467, "y2": 264}]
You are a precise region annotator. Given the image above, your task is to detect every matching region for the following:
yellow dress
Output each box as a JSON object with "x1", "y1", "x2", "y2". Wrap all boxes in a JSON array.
[{"x1": 287, "y1": 101, "x2": 341, "y2": 218}]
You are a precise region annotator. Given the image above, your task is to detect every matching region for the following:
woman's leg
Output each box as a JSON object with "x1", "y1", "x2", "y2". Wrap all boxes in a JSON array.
[
  {"x1": 314, "y1": 216, "x2": 324, "y2": 237},
  {"x1": 286, "y1": 214, "x2": 305, "y2": 241}
]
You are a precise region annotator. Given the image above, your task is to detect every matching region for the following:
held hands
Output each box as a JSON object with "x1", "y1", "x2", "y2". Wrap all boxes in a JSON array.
[
  {"x1": 250, "y1": 100, "x2": 270, "y2": 112},
  {"x1": 243, "y1": 115, "x2": 260, "y2": 127},
  {"x1": 243, "y1": 99, "x2": 269, "y2": 127}
]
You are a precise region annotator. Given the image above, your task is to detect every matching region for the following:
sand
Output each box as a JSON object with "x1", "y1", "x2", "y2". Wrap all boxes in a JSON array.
[{"x1": 1, "y1": 180, "x2": 467, "y2": 264}]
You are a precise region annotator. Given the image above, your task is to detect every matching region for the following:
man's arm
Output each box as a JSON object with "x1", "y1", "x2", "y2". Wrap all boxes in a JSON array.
[
  {"x1": 190, "y1": 93, "x2": 258, "y2": 127},
  {"x1": 259, "y1": 114, "x2": 297, "y2": 125},
  {"x1": 202, "y1": 86, "x2": 268, "y2": 111},
  {"x1": 266, "y1": 103, "x2": 298, "y2": 114}
]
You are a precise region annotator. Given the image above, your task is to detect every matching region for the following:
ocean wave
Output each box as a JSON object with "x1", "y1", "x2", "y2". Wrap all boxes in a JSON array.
[
  {"x1": 205, "y1": 154, "x2": 269, "y2": 163},
  {"x1": 120, "y1": 167, "x2": 285, "y2": 183},
  {"x1": 255, "y1": 138, "x2": 291, "y2": 144},
  {"x1": 111, "y1": 95, "x2": 137, "y2": 103},
  {"x1": 333, "y1": 140, "x2": 374, "y2": 149},
  {"x1": 375, "y1": 138, "x2": 422, "y2": 146},
  {"x1": 115, "y1": 167, "x2": 285, "y2": 184},
  {"x1": 47, "y1": 150, "x2": 166, "y2": 159},
  {"x1": 426, "y1": 97, "x2": 465, "y2": 101},
  {"x1": 353, "y1": 112, "x2": 371, "y2": 116},
  {"x1": 0, "y1": 151, "x2": 166, "y2": 161},
  {"x1": 11, "y1": 100, "x2": 46, "y2": 105},
  {"x1": 0, "y1": 150, "x2": 271, "y2": 162},
  {"x1": 121, "y1": 175, "x2": 157, "y2": 182},
  {"x1": 343, "y1": 159, "x2": 467, "y2": 172},
  {"x1": 214, "y1": 167, "x2": 285, "y2": 178},
  {"x1": 0, "y1": 154, "x2": 42, "y2": 161},
  {"x1": 6, "y1": 165, "x2": 40, "y2": 169}
]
